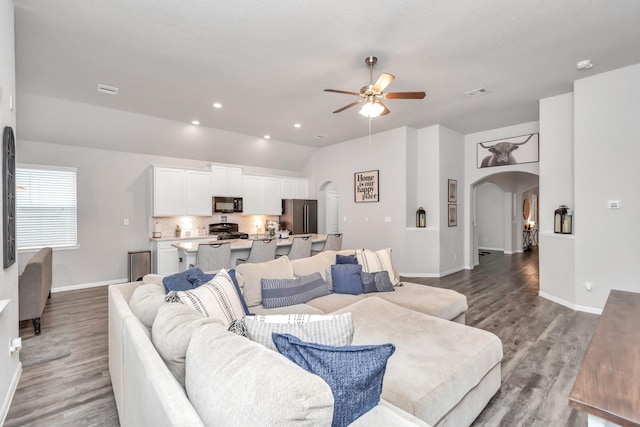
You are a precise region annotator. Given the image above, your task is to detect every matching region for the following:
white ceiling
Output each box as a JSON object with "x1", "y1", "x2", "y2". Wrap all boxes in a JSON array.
[{"x1": 13, "y1": 0, "x2": 640, "y2": 162}]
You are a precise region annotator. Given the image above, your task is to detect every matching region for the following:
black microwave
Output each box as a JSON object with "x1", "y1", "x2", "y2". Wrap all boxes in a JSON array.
[{"x1": 213, "y1": 196, "x2": 243, "y2": 213}]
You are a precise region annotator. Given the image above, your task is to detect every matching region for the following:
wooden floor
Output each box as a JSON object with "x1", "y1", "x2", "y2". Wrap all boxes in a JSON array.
[{"x1": 5, "y1": 248, "x2": 599, "y2": 426}]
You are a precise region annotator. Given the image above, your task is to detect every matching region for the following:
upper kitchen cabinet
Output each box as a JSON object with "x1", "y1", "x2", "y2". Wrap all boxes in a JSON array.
[
  {"x1": 211, "y1": 165, "x2": 243, "y2": 197},
  {"x1": 281, "y1": 178, "x2": 309, "y2": 199},
  {"x1": 242, "y1": 175, "x2": 282, "y2": 215},
  {"x1": 153, "y1": 166, "x2": 211, "y2": 217}
]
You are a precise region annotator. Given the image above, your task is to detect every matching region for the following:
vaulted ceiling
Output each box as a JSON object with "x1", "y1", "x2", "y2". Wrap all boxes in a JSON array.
[{"x1": 13, "y1": 0, "x2": 640, "y2": 168}]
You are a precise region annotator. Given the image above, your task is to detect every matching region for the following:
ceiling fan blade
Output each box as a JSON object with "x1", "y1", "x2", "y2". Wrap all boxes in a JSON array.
[
  {"x1": 332, "y1": 99, "x2": 363, "y2": 113},
  {"x1": 383, "y1": 91, "x2": 427, "y2": 99},
  {"x1": 324, "y1": 89, "x2": 362, "y2": 96},
  {"x1": 372, "y1": 73, "x2": 395, "y2": 93},
  {"x1": 378, "y1": 100, "x2": 390, "y2": 116}
]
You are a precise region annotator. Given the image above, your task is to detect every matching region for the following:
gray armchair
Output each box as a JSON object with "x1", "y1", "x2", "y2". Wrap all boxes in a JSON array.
[{"x1": 19, "y1": 247, "x2": 53, "y2": 335}]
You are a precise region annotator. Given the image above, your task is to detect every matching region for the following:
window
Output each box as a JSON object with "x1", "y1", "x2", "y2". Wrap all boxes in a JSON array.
[{"x1": 16, "y1": 164, "x2": 78, "y2": 250}]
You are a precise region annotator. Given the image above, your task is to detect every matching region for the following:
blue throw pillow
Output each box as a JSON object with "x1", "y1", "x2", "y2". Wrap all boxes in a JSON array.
[
  {"x1": 361, "y1": 271, "x2": 395, "y2": 294},
  {"x1": 162, "y1": 267, "x2": 204, "y2": 292},
  {"x1": 331, "y1": 264, "x2": 363, "y2": 295},
  {"x1": 273, "y1": 333, "x2": 395, "y2": 427},
  {"x1": 336, "y1": 254, "x2": 358, "y2": 265},
  {"x1": 187, "y1": 272, "x2": 215, "y2": 287},
  {"x1": 261, "y1": 272, "x2": 331, "y2": 309}
]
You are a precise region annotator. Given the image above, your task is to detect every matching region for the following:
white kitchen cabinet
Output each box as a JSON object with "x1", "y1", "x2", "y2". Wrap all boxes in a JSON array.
[
  {"x1": 186, "y1": 170, "x2": 212, "y2": 216},
  {"x1": 154, "y1": 241, "x2": 179, "y2": 275},
  {"x1": 153, "y1": 166, "x2": 211, "y2": 217},
  {"x1": 282, "y1": 178, "x2": 309, "y2": 199},
  {"x1": 242, "y1": 175, "x2": 282, "y2": 215},
  {"x1": 153, "y1": 167, "x2": 186, "y2": 217},
  {"x1": 211, "y1": 166, "x2": 243, "y2": 197}
]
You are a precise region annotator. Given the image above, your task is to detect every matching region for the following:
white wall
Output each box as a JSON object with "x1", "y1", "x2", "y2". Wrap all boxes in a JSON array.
[
  {"x1": 476, "y1": 182, "x2": 505, "y2": 250},
  {"x1": 574, "y1": 63, "x2": 640, "y2": 309},
  {"x1": 464, "y1": 122, "x2": 540, "y2": 268},
  {"x1": 0, "y1": 0, "x2": 20, "y2": 420},
  {"x1": 310, "y1": 127, "x2": 409, "y2": 270},
  {"x1": 16, "y1": 139, "x2": 307, "y2": 290},
  {"x1": 539, "y1": 93, "x2": 575, "y2": 307}
]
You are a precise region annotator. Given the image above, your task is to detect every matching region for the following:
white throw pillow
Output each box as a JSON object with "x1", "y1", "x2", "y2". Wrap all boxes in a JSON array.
[
  {"x1": 355, "y1": 248, "x2": 400, "y2": 286},
  {"x1": 168, "y1": 269, "x2": 244, "y2": 328}
]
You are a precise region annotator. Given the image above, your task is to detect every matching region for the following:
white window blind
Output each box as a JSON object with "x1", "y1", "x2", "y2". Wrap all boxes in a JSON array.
[{"x1": 16, "y1": 164, "x2": 78, "y2": 250}]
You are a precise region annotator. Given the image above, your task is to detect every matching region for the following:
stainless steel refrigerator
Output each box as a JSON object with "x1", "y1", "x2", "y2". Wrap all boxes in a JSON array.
[{"x1": 281, "y1": 199, "x2": 317, "y2": 234}]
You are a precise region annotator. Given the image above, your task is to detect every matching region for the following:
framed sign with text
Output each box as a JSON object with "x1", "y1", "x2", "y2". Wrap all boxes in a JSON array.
[{"x1": 354, "y1": 170, "x2": 379, "y2": 203}]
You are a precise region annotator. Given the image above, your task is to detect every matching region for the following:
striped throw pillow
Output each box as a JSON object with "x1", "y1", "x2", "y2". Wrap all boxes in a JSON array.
[
  {"x1": 167, "y1": 269, "x2": 244, "y2": 328},
  {"x1": 261, "y1": 272, "x2": 331, "y2": 309},
  {"x1": 244, "y1": 312, "x2": 353, "y2": 351},
  {"x1": 355, "y1": 248, "x2": 400, "y2": 286}
]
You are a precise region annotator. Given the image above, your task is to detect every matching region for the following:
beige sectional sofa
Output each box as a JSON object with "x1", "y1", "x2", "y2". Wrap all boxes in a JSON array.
[{"x1": 108, "y1": 249, "x2": 503, "y2": 427}]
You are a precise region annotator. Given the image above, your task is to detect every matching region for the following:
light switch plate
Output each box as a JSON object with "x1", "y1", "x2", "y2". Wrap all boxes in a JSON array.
[{"x1": 608, "y1": 201, "x2": 620, "y2": 209}]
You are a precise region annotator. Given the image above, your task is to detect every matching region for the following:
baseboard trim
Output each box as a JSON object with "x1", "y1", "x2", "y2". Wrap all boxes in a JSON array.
[
  {"x1": 478, "y1": 247, "x2": 504, "y2": 251},
  {"x1": 52, "y1": 277, "x2": 129, "y2": 293},
  {"x1": 401, "y1": 266, "x2": 465, "y2": 278},
  {"x1": 0, "y1": 363, "x2": 22, "y2": 426},
  {"x1": 538, "y1": 291, "x2": 602, "y2": 315}
]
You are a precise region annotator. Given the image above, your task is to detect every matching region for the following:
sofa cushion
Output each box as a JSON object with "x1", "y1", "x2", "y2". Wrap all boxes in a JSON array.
[
  {"x1": 290, "y1": 250, "x2": 355, "y2": 282},
  {"x1": 151, "y1": 303, "x2": 221, "y2": 388},
  {"x1": 273, "y1": 333, "x2": 395, "y2": 427},
  {"x1": 333, "y1": 297, "x2": 502, "y2": 426},
  {"x1": 162, "y1": 267, "x2": 204, "y2": 292},
  {"x1": 331, "y1": 264, "x2": 363, "y2": 295},
  {"x1": 128, "y1": 284, "x2": 167, "y2": 329},
  {"x1": 364, "y1": 281, "x2": 468, "y2": 321},
  {"x1": 185, "y1": 323, "x2": 334, "y2": 426},
  {"x1": 305, "y1": 293, "x2": 364, "y2": 314},
  {"x1": 261, "y1": 272, "x2": 331, "y2": 309},
  {"x1": 235, "y1": 255, "x2": 294, "y2": 307},
  {"x1": 356, "y1": 248, "x2": 400, "y2": 286},
  {"x1": 361, "y1": 271, "x2": 395, "y2": 293},
  {"x1": 167, "y1": 269, "x2": 244, "y2": 328},
  {"x1": 244, "y1": 312, "x2": 353, "y2": 351}
]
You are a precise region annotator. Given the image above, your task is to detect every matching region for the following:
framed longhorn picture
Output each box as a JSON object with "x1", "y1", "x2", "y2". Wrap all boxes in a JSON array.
[{"x1": 477, "y1": 133, "x2": 539, "y2": 168}]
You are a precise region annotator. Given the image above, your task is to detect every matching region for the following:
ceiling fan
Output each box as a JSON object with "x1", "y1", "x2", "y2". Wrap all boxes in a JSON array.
[{"x1": 325, "y1": 56, "x2": 426, "y2": 118}]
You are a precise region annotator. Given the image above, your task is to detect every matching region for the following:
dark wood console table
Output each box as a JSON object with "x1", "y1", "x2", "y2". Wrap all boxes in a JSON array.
[{"x1": 569, "y1": 290, "x2": 640, "y2": 426}]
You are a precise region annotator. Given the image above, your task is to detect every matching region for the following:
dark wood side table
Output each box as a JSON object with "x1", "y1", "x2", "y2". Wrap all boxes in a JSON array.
[{"x1": 569, "y1": 290, "x2": 640, "y2": 427}]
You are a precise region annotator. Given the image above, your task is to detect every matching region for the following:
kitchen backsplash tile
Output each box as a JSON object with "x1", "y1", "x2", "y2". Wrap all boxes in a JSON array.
[{"x1": 150, "y1": 214, "x2": 280, "y2": 238}]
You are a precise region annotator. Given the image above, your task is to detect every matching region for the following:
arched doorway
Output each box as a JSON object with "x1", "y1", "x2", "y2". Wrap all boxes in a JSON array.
[
  {"x1": 469, "y1": 171, "x2": 539, "y2": 267},
  {"x1": 318, "y1": 181, "x2": 339, "y2": 234}
]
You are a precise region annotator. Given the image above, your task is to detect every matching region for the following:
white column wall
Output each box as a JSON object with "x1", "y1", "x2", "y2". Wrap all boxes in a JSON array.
[
  {"x1": 476, "y1": 182, "x2": 505, "y2": 251},
  {"x1": 573, "y1": 63, "x2": 640, "y2": 310}
]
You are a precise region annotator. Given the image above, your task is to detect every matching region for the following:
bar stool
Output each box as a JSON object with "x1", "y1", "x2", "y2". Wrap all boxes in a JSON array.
[
  {"x1": 277, "y1": 235, "x2": 312, "y2": 260},
  {"x1": 311, "y1": 233, "x2": 343, "y2": 255},
  {"x1": 236, "y1": 239, "x2": 277, "y2": 265},
  {"x1": 192, "y1": 242, "x2": 232, "y2": 272}
]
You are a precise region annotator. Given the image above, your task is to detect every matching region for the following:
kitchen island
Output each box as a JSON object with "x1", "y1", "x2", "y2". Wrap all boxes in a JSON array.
[{"x1": 172, "y1": 234, "x2": 327, "y2": 271}]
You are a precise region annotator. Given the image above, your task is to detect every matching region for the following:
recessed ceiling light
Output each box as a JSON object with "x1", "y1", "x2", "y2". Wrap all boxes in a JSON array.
[
  {"x1": 191, "y1": 120, "x2": 200, "y2": 125},
  {"x1": 576, "y1": 59, "x2": 593, "y2": 70},
  {"x1": 212, "y1": 102, "x2": 222, "y2": 109},
  {"x1": 97, "y1": 83, "x2": 119, "y2": 95},
  {"x1": 294, "y1": 123, "x2": 302, "y2": 128},
  {"x1": 464, "y1": 87, "x2": 488, "y2": 97},
  {"x1": 264, "y1": 134, "x2": 271, "y2": 139}
]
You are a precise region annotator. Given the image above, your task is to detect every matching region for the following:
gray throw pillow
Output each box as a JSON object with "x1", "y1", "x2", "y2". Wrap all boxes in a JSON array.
[
  {"x1": 261, "y1": 272, "x2": 331, "y2": 309},
  {"x1": 244, "y1": 312, "x2": 353, "y2": 351},
  {"x1": 361, "y1": 271, "x2": 395, "y2": 293}
]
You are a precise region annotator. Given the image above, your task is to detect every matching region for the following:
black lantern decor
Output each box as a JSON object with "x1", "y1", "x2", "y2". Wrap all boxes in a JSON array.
[
  {"x1": 554, "y1": 205, "x2": 572, "y2": 234},
  {"x1": 416, "y1": 207, "x2": 426, "y2": 228}
]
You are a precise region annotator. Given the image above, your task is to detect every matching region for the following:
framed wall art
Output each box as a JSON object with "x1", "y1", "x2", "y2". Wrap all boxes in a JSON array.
[
  {"x1": 448, "y1": 204, "x2": 457, "y2": 227},
  {"x1": 448, "y1": 179, "x2": 457, "y2": 203},
  {"x1": 354, "y1": 170, "x2": 379, "y2": 203},
  {"x1": 3, "y1": 126, "x2": 16, "y2": 268},
  {"x1": 477, "y1": 133, "x2": 539, "y2": 169}
]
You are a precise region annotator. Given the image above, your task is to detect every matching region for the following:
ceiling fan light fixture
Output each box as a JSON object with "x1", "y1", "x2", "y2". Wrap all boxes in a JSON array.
[{"x1": 359, "y1": 100, "x2": 384, "y2": 118}]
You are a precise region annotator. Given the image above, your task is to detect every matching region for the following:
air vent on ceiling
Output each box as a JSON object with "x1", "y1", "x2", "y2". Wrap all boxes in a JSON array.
[
  {"x1": 97, "y1": 84, "x2": 119, "y2": 95},
  {"x1": 464, "y1": 87, "x2": 488, "y2": 97},
  {"x1": 313, "y1": 134, "x2": 327, "y2": 139}
]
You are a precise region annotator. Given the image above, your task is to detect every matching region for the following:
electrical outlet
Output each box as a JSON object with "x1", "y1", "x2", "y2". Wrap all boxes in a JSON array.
[
  {"x1": 585, "y1": 281, "x2": 593, "y2": 292},
  {"x1": 364, "y1": 217, "x2": 368, "y2": 222},
  {"x1": 123, "y1": 218, "x2": 129, "y2": 226},
  {"x1": 384, "y1": 217, "x2": 391, "y2": 222},
  {"x1": 343, "y1": 216, "x2": 347, "y2": 222}
]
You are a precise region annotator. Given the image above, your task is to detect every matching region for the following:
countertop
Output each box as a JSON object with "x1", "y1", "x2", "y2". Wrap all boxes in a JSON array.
[{"x1": 172, "y1": 234, "x2": 327, "y2": 252}]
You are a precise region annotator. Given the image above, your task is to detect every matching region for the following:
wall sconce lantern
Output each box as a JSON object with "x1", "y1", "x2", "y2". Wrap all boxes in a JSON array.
[
  {"x1": 554, "y1": 205, "x2": 572, "y2": 234},
  {"x1": 416, "y1": 207, "x2": 426, "y2": 228}
]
